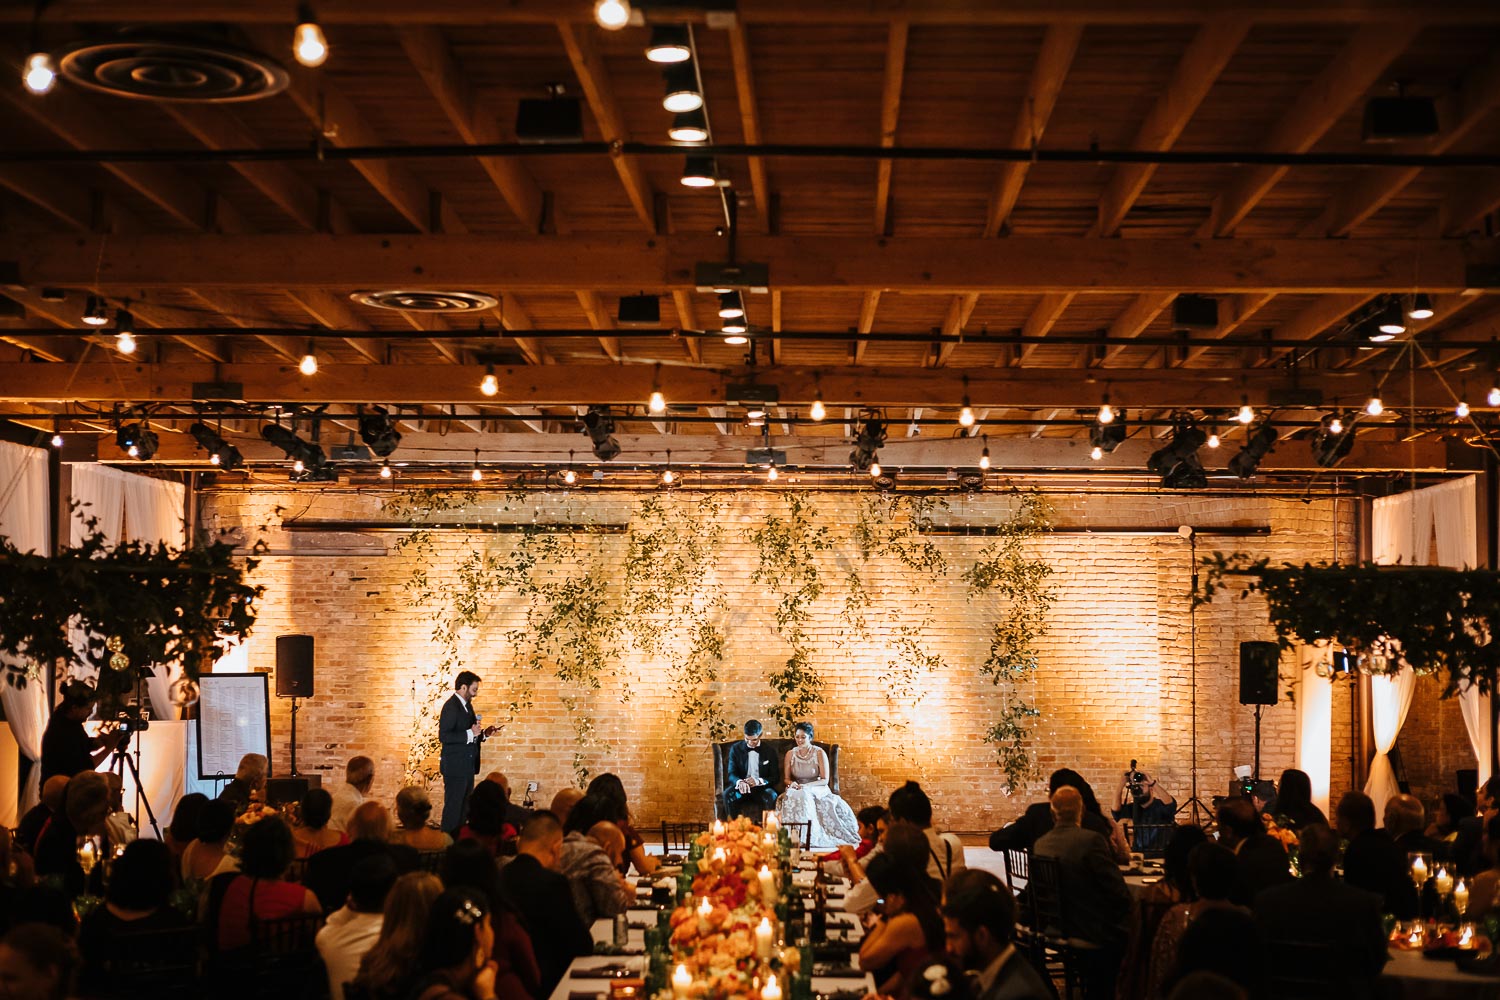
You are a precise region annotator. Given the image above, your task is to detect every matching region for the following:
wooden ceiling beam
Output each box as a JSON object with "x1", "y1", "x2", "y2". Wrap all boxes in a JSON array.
[
  {"x1": 1199, "y1": 22, "x2": 1414, "y2": 238},
  {"x1": 558, "y1": 22, "x2": 656, "y2": 234},
  {"x1": 493, "y1": 298, "x2": 552, "y2": 366},
  {"x1": 576, "y1": 291, "x2": 622, "y2": 361},
  {"x1": 1099, "y1": 292, "x2": 1177, "y2": 363},
  {"x1": 0, "y1": 166, "x2": 139, "y2": 233},
  {"x1": 1092, "y1": 19, "x2": 1247, "y2": 237},
  {"x1": 186, "y1": 289, "x2": 302, "y2": 364},
  {"x1": 935, "y1": 294, "x2": 977, "y2": 367},
  {"x1": 672, "y1": 290, "x2": 702, "y2": 364},
  {"x1": 726, "y1": 21, "x2": 772, "y2": 235},
  {"x1": 1015, "y1": 293, "x2": 1075, "y2": 365},
  {"x1": 6, "y1": 361, "x2": 1476, "y2": 411},
  {"x1": 1439, "y1": 170, "x2": 1500, "y2": 237},
  {"x1": 852, "y1": 291, "x2": 881, "y2": 365},
  {"x1": 1308, "y1": 50, "x2": 1500, "y2": 237},
  {"x1": 1254, "y1": 293, "x2": 1377, "y2": 366},
  {"x1": 873, "y1": 18, "x2": 909, "y2": 237},
  {"x1": 283, "y1": 290, "x2": 384, "y2": 364},
  {"x1": 400, "y1": 26, "x2": 549, "y2": 233},
  {"x1": 1177, "y1": 292, "x2": 1276, "y2": 366},
  {"x1": 18, "y1": 234, "x2": 1492, "y2": 294},
  {"x1": 770, "y1": 289, "x2": 783, "y2": 366}
]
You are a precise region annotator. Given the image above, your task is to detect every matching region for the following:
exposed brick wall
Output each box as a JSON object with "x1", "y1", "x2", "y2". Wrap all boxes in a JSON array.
[
  {"x1": 196, "y1": 485, "x2": 1463, "y2": 832},
  {"x1": 1399, "y1": 674, "x2": 1478, "y2": 809}
]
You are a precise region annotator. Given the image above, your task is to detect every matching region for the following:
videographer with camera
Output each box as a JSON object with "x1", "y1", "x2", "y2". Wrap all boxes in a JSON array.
[
  {"x1": 1113, "y1": 761, "x2": 1178, "y2": 854},
  {"x1": 39, "y1": 681, "x2": 125, "y2": 785}
]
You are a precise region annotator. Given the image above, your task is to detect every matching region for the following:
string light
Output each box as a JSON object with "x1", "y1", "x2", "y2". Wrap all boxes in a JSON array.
[
  {"x1": 470, "y1": 449, "x2": 483, "y2": 482},
  {"x1": 869, "y1": 461, "x2": 882, "y2": 478},
  {"x1": 1206, "y1": 424, "x2": 1220, "y2": 449},
  {"x1": 293, "y1": 4, "x2": 329, "y2": 67},
  {"x1": 979, "y1": 436, "x2": 991, "y2": 471},
  {"x1": 379, "y1": 460, "x2": 392, "y2": 479},
  {"x1": 563, "y1": 467, "x2": 577, "y2": 485},
  {"x1": 1091, "y1": 445, "x2": 1103, "y2": 461},
  {"x1": 1457, "y1": 399, "x2": 1471, "y2": 419},
  {"x1": 1097, "y1": 395, "x2": 1115, "y2": 425},
  {"x1": 50, "y1": 431, "x2": 63, "y2": 448},
  {"x1": 1328, "y1": 415, "x2": 1344, "y2": 435},
  {"x1": 809, "y1": 395, "x2": 826, "y2": 422},
  {"x1": 1365, "y1": 392, "x2": 1384, "y2": 417},
  {"x1": 480, "y1": 364, "x2": 499, "y2": 396},
  {"x1": 114, "y1": 309, "x2": 136, "y2": 355},
  {"x1": 766, "y1": 461, "x2": 778, "y2": 482},
  {"x1": 1236, "y1": 397, "x2": 1255, "y2": 424},
  {"x1": 299, "y1": 343, "x2": 318, "y2": 376},
  {"x1": 958, "y1": 379, "x2": 975, "y2": 428},
  {"x1": 22, "y1": 52, "x2": 55, "y2": 95},
  {"x1": 593, "y1": 0, "x2": 631, "y2": 30},
  {"x1": 1488, "y1": 382, "x2": 1500, "y2": 408}
]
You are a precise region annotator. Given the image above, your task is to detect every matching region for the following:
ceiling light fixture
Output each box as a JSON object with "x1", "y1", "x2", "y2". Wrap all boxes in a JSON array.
[
  {"x1": 1312, "y1": 413, "x2": 1357, "y2": 468},
  {"x1": 850, "y1": 414, "x2": 887, "y2": 473},
  {"x1": 1097, "y1": 395, "x2": 1115, "y2": 425},
  {"x1": 680, "y1": 155, "x2": 719, "y2": 188},
  {"x1": 718, "y1": 291, "x2": 745, "y2": 319},
  {"x1": 357, "y1": 407, "x2": 402, "y2": 458},
  {"x1": 82, "y1": 295, "x2": 109, "y2": 326},
  {"x1": 662, "y1": 63, "x2": 703, "y2": 113},
  {"x1": 563, "y1": 449, "x2": 577, "y2": 486},
  {"x1": 1090, "y1": 446, "x2": 1103, "y2": 461},
  {"x1": 293, "y1": 4, "x2": 329, "y2": 67},
  {"x1": 22, "y1": 52, "x2": 56, "y2": 95},
  {"x1": 1089, "y1": 411, "x2": 1126, "y2": 455},
  {"x1": 646, "y1": 25, "x2": 691, "y2": 64},
  {"x1": 114, "y1": 309, "x2": 136, "y2": 355},
  {"x1": 809, "y1": 392, "x2": 826, "y2": 422},
  {"x1": 648, "y1": 365, "x2": 667, "y2": 414},
  {"x1": 1408, "y1": 293, "x2": 1434, "y2": 320},
  {"x1": 470, "y1": 449, "x2": 483, "y2": 482},
  {"x1": 723, "y1": 333, "x2": 748, "y2": 346},
  {"x1": 1365, "y1": 391, "x2": 1384, "y2": 417},
  {"x1": 379, "y1": 460, "x2": 392, "y2": 479},
  {"x1": 50, "y1": 427, "x2": 64, "y2": 448},
  {"x1": 766, "y1": 460, "x2": 778, "y2": 482},
  {"x1": 1488, "y1": 382, "x2": 1500, "y2": 408},
  {"x1": 1206, "y1": 422, "x2": 1221, "y2": 449},
  {"x1": 721, "y1": 318, "x2": 748, "y2": 336},
  {"x1": 958, "y1": 377, "x2": 975, "y2": 428},
  {"x1": 1377, "y1": 298, "x2": 1406, "y2": 336},
  {"x1": 480, "y1": 364, "x2": 499, "y2": 396},
  {"x1": 581, "y1": 405, "x2": 621, "y2": 462},
  {"x1": 117, "y1": 422, "x2": 158, "y2": 460},
  {"x1": 1227, "y1": 423, "x2": 1278, "y2": 479},
  {"x1": 1147, "y1": 417, "x2": 1209, "y2": 489},
  {"x1": 1328, "y1": 414, "x2": 1344, "y2": 435},
  {"x1": 668, "y1": 109, "x2": 709, "y2": 142},
  {"x1": 298, "y1": 343, "x2": 318, "y2": 376},
  {"x1": 660, "y1": 449, "x2": 676, "y2": 486},
  {"x1": 1457, "y1": 399, "x2": 1471, "y2": 419},
  {"x1": 594, "y1": 0, "x2": 631, "y2": 30},
  {"x1": 261, "y1": 422, "x2": 324, "y2": 471},
  {"x1": 979, "y1": 435, "x2": 991, "y2": 471},
  {"x1": 869, "y1": 461, "x2": 881, "y2": 478},
  {"x1": 1236, "y1": 397, "x2": 1255, "y2": 424},
  {"x1": 189, "y1": 421, "x2": 243, "y2": 470}
]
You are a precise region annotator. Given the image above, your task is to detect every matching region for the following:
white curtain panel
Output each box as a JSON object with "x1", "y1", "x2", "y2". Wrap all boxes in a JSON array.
[
  {"x1": 68, "y1": 464, "x2": 127, "y2": 545},
  {"x1": 1295, "y1": 647, "x2": 1334, "y2": 818},
  {"x1": 0, "y1": 441, "x2": 53, "y2": 814},
  {"x1": 1365, "y1": 667, "x2": 1417, "y2": 821},
  {"x1": 119, "y1": 474, "x2": 187, "y2": 719}
]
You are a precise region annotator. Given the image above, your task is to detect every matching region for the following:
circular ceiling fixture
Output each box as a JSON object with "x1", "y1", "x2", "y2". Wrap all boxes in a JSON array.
[
  {"x1": 350, "y1": 290, "x2": 500, "y2": 313},
  {"x1": 57, "y1": 33, "x2": 289, "y2": 103}
]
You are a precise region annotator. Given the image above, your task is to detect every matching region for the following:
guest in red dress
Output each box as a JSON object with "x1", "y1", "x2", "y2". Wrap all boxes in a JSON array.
[{"x1": 214, "y1": 815, "x2": 321, "y2": 952}]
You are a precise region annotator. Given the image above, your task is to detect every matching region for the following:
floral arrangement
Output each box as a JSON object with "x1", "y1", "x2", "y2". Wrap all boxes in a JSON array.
[{"x1": 1261, "y1": 813, "x2": 1298, "y2": 852}]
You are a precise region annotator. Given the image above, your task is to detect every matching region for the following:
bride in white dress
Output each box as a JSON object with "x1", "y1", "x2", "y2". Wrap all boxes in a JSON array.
[{"x1": 775, "y1": 722, "x2": 860, "y2": 848}]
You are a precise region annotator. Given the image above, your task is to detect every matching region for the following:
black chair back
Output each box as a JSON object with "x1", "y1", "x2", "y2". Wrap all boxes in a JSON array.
[
  {"x1": 1028, "y1": 853, "x2": 1068, "y2": 940},
  {"x1": 661, "y1": 821, "x2": 703, "y2": 854},
  {"x1": 1265, "y1": 939, "x2": 1370, "y2": 999},
  {"x1": 98, "y1": 924, "x2": 201, "y2": 1000},
  {"x1": 416, "y1": 850, "x2": 445, "y2": 873},
  {"x1": 782, "y1": 820, "x2": 812, "y2": 850},
  {"x1": 1004, "y1": 847, "x2": 1031, "y2": 896}
]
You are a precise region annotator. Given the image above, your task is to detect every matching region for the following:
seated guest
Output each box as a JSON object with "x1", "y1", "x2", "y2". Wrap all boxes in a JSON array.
[
  {"x1": 456, "y1": 780, "x2": 514, "y2": 857},
  {"x1": 1147, "y1": 843, "x2": 1241, "y2": 998},
  {"x1": 218, "y1": 753, "x2": 267, "y2": 815},
  {"x1": 437, "y1": 843, "x2": 540, "y2": 1000},
  {"x1": 1453, "y1": 788, "x2": 1489, "y2": 877},
  {"x1": 989, "y1": 768, "x2": 1126, "y2": 862},
  {"x1": 588, "y1": 772, "x2": 658, "y2": 875},
  {"x1": 1216, "y1": 797, "x2": 1290, "y2": 905},
  {"x1": 548, "y1": 787, "x2": 584, "y2": 828},
  {"x1": 294, "y1": 787, "x2": 350, "y2": 859},
  {"x1": 1033, "y1": 786, "x2": 1130, "y2": 1000},
  {"x1": 213, "y1": 815, "x2": 321, "y2": 952},
  {"x1": 349, "y1": 871, "x2": 444, "y2": 1000},
  {"x1": 182, "y1": 798, "x2": 237, "y2": 883},
  {"x1": 78, "y1": 839, "x2": 191, "y2": 991},
  {"x1": 846, "y1": 821, "x2": 938, "y2": 917},
  {"x1": 165, "y1": 791, "x2": 209, "y2": 863},
  {"x1": 34, "y1": 771, "x2": 113, "y2": 896},
  {"x1": 725, "y1": 719, "x2": 780, "y2": 821},
  {"x1": 1426, "y1": 792, "x2": 1473, "y2": 847},
  {"x1": 941, "y1": 869, "x2": 1051, "y2": 1000},
  {"x1": 0, "y1": 923, "x2": 80, "y2": 1000},
  {"x1": 828, "y1": 806, "x2": 885, "y2": 867},
  {"x1": 1161, "y1": 908, "x2": 1261, "y2": 998},
  {"x1": 889, "y1": 781, "x2": 967, "y2": 883},
  {"x1": 394, "y1": 786, "x2": 454, "y2": 853},
  {"x1": 1337, "y1": 790, "x2": 1413, "y2": 919},
  {"x1": 410, "y1": 887, "x2": 528, "y2": 1000},
  {"x1": 1267, "y1": 769, "x2": 1327, "y2": 832},
  {"x1": 560, "y1": 794, "x2": 634, "y2": 924},
  {"x1": 1385, "y1": 794, "x2": 1437, "y2": 856},
  {"x1": 1463, "y1": 814, "x2": 1500, "y2": 917},
  {"x1": 330, "y1": 755, "x2": 376, "y2": 834},
  {"x1": 1111, "y1": 765, "x2": 1178, "y2": 854},
  {"x1": 17, "y1": 776, "x2": 70, "y2": 856},
  {"x1": 305, "y1": 802, "x2": 419, "y2": 913},
  {"x1": 498, "y1": 811, "x2": 593, "y2": 998},
  {"x1": 859, "y1": 853, "x2": 945, "y2": 998},
  {"x1": 485, "y1": 772, "x2": 534, "y2": 833},
  {"x1": 1115, "y1": 824, "x2": 1207, "y2": 1000},
  {"x1": 316, "y1": 854, "x2": 398, "y2": 1000}
]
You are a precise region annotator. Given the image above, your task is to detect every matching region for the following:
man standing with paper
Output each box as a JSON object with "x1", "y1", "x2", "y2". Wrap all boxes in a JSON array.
[{"x1": 438, "y1": 671, "x2": 495, "y2": 832}]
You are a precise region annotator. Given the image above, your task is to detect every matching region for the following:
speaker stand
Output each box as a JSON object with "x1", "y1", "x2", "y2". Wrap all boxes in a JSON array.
[
  {"x1": 288, "y1": 696, "x2": 302, "y2": 776},
  {"x1": 1252, "y1": 703, "x2": 1263, "y2": 782},
  {"x1": 1177, "y1": 528, "x2": 1214, "y2": 828}
]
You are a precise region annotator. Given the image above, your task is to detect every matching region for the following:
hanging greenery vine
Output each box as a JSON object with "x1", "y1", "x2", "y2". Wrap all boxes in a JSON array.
[
  {"x1": 748, "y1": 493, "x2": 832, "y2": 734},
  {"x1": 963, "y1": 490, "x2": 1056, "y2": 793}
]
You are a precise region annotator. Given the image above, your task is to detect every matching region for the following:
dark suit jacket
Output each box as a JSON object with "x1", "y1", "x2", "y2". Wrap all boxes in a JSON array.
[
  {"x1": 498, "y1": 853, "x2": 593, "y2": 997},
  {"x1": 1033, "y1": 825, "x2": 1130, "y2": 947},
  {"x1": 980, "y1": 947, "x2": 1053, "y2": 1000},
  {"x1": 989, "y1": 801, "x2": 1114, "y2": 853},
  {"x1": 1343, "y1": 829, "x2": 1415, "y2": 919},
  {"x1": 439, "y1": 693, "x2": 481, "y2": 778},
  {"x1": 1231, "y1": 832, "x2": 1292, "y2": 905},
  {"x1": 303, "y1": 839, "x2": 419, "y2": 912},
  {"x1": 727, "y1": 740, "x2": 780, "y2": 793},
  {"x1": 1253, "y1": 876, "x2": 1388, "y2": 988}
]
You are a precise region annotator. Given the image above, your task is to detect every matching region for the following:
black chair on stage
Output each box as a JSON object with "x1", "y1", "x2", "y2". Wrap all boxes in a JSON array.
[
  {"x1": 781, "y1": 820, "x2": 812, "y2": 850},
  {"x1": 711, "y1": 739, "x2": 841, "y2": 821},
  {"x1": 661, "y1": 821, "x2": 703, "y2": 855}
]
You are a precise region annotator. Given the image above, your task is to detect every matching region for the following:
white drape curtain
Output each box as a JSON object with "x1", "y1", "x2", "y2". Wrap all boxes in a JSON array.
[
  {"x1": 0, "y1": 441, "x2": 53, "y2": 814},
  {"x1": 1366, "y1": 668, "x2": 1417, "y2": 819},
  {"x1": 1295, "y1": 646, "x2": 1334, "y2": 818},
  {"x1": 68, "y1": 465, "x2": 187, "y2": 718},
  {"x1": 1369, "y1": 476, "x2": 1488, "y2": 801}
]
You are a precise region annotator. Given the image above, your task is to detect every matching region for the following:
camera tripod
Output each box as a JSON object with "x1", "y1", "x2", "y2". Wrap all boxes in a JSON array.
[{"x1": 109, "y1": 726, "x2": 162, "y2": 840}]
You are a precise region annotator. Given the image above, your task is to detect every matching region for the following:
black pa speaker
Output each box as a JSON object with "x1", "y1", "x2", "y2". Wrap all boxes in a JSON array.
[
  {"x1": 275, "y1": 634, "x2": 315, "y2": 698},
  {"x1": 265, "y1": 774, "x2": 320, "y2": 807},
  {"x1": 1239, "y1": 641, "x2": 1279, "y2": 706}
]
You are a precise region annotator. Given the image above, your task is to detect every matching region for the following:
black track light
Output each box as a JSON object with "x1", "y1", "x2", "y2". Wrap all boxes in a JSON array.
[
  {"x1": 357, "y1": 407, "x2": 402, "y2": 458},
  {"x1": 681, "y1": 155, "x2": 720, "y2": 188},
  {"x1": 1089, "y1": 411, "x2": 1127, "y2": 455},
  {"x1": 1227, "y1": 423, "x2": 1277, "y2": 479},
  {"x1": 668, "y1": 109, "x2": 709, "y2": 142},
  {"x1": 1147, "y1": 419, "x2": 1208, "y2": 489},
  {"x1": 646, "y1": 25, "x2": 691, "y2": 64},
  {"x1": 662, "y1": 63, "x2": 703, "y2": 113},
  {"x1": 849, "y1": 415, "x2": 887, "y2": 472},
  {"x1": 581, "y1": 405, "x2": 621, "y2": 462},
  {"x1": 1377, "y1": 297, "x2": 1406, "y2": 337},
  {"x1": 1408, "y1": 293, "x2": 1434, "y2": 320},
  {"x1": 82, "y1": 295, "x2": 109, "y2": 327},
  {"x1": 1311, "y1": 413, "x2": 1357, "y2": 468},
  {"x1": 116, "y1": 422, "x2": 158, "y2": 460},
  {"x1": 261, "y1": 423, "x2": 325, "y2": 471},
  {"x1": 189, "y1": 421, "x2": 243, "y2": 471}
]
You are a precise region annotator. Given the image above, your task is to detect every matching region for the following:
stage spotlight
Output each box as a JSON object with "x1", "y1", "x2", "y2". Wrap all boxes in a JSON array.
[
  {"x1": 581, "y1": 405, "x2": 621, "y2": 462},
  {"x1": 1147, "y1": 419, "x2": 1208, "y2": 489},
  {"x1": 357, "y1": 407, "x2": 402, "y2": 458},
  {"x1": 1227, "y1": 422, "x2": 1277, "y2": 479},
  {"x1": 849, "y1": 415, "x2": 887, "y2": 473},
  {"x1": 1311, "y1": 413, "x2": 1357, "y2": 468},
  {"x1": 646, "y1": 25, "x2": 691, "y2": 64},
  {"x1": 1408, "y1": 293, "x2": 1434, "y2": 320},
  {"x1": 116, "y1": 422, "x2": 158, "y2": 460},
  {"x1": 261, "y1": 423, "x2": 326, "y2": 470},
  {"x1": 189, "y1": 422, "x2": 243, "y2": 471},
  {"x1": 1089, "y1": 410, "x2": 1126, "y2": 454}
]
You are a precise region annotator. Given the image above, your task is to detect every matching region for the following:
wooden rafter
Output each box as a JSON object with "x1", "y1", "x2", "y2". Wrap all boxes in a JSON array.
[
  {"x1": 672, "y1": 291, "x2": 702, "y2": 364},
  {"x1": 1177, "y1": 293, "x2": 1276, "y2": 366},
  {"x1": 1098, "y1": 293, "x2": 1177, "y2": 364},
  {"x1": 852, "y1": 291, "x2": 881, "y2": 365},
  {"x1": 873, "y1": 18, "x2": 909, "y2": 236},
  {"x1": 770, "y1": 289, "x2": 783, "y2": 366},
  {"x1": 576, "y1": 291, "x2": 622, "y2": 361},
  {"x1": 1439, "y1": 170, "x2": 1500, "y2": 237},
  {"x1": 1255, "y1": 293, "x2": 1378, "y2": 366},
  {"x1": 1015, "y1": 293, "x2": 1075, "y2": 366},
  {"x1": 283, "y1": 290, "x2": 384, "y2": 365},
  {"x1": 726, "y1": 22, "x2": 772, "y2": 234},
  {"x1": 935, "y1": 294, "x2": 977, "y2": 367},
  {"x1": 186, "y1": 289, "x2": 301, "y2": 364}
]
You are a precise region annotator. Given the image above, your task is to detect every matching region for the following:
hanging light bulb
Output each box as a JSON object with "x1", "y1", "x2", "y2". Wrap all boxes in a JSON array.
[
  {"x1": 563, "y1": 468, "x2": 577, "y2": 485},
  {"x1": 1236, "y1": 398, "x2": 1255, "y2": 424},
  {"x1": 1488, "y1": 383, "x2": 1500, "y2": 408},
  {"x1": 809, "y1": 396, "x2": 826, "y2": 422},
  {"x1": 661, "y1": 467, "x2": 676, "y2": 485},
  {"x1": 1457, "y1": 399, "x2": 1471, "y2": 419},
  {"x1": 293, "y1": 5, "x2": 329, "y2": 67},
  {"x1": 593, "y1": 0, "x2": 631, "y2": 30},
  {"x1": 1328, "y1": 415, "x2": 1344, "y2": 435},
  {"x1": 82, "y1": 295, "x2": 109, "y2": 326},
  {"x1": 649, "y1": 389, "x2": 666, "y2": 414},
  {"x1": 958, "y1": 399, "x2": 975, "y2": 428},
  {"x1": 50, "y1": 431, "x2": 64, "y2": 448},
  {"x1": 293, "y1": 458, "x2": 305, "y2": 473},
  {"x1": 1097, "y1": 396, "x2": 1115, "y2": 424},
  {"x1": 299, "y1": 344, "x2": 318, "y2": 376},
  {"x1": 1206, "y1": 426, "x2": 1221, "y2": 449},
  {"x1": 979, "y1": 436, "x2": 991, "y2": 471},
  {"x1": 869, "y1": 461, "x2": 882, "y2": 478},
  {"x1": 113, "y1": 309, "x2": 137, "y2": 354},
  {"x1": 209, "y1": 451, "x2": 222, "y2": 466},
  {"x1": 1091, "y1": 445, "x2": 1104, "y2": 461},
  {"x1": 1365, "y1": 393, "x2": 1384, "y2": 417},
  {"x1": 22, "y1": 52, "x2": 56, "y2": 95},
  {"x1": 470, "y1": 448, "x2": 483, "y2": 482},
  {"x1": 379, "y1": 460, "x2": 392, "y2": 479},
  {"x1": 1408, "y1": 293, "x2": 1434, "y2": 320},
  {"x1": 766, "y1": 462, "x2": 779, "y2": 482},
  {"x1": 480, "y1": 365, "x2": 499, "y2": 396}
]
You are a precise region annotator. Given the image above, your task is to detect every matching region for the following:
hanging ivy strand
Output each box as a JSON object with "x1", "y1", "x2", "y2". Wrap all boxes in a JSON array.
[
  {"x1": 1197, "y1": 554, "x2": 1500, "y2": 698},
  {"x1": 748, "y1": 492, "x2": 832, "y2": 734}
]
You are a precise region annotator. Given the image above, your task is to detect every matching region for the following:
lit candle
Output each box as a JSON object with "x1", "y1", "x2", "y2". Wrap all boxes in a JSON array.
[
  {"x1": 764, "y1": 812, "x2": 780, "y2": 833},
  {"x1": 1408, "y1": 925, "x2": 1424, "y2": 948},
  {"x1": 1435, "y1": 866, "x2": 1454, "y2": 897},
  {"x1": 712, "y1": 820, "x2": 725, "y2": 836},
  {"x1": 761, "y1": 974, "x2": 782, "y2": 1000},
  {"x1": 672, "y1": 964, "x2": 692, "y2": 1000},
  {"x1": 1455, "y1": 879, "x2": 1470, "y2": 914},
  {"x1": 759, "y1": 864, "x2": 777, "y2": 902},
  {"x1": 1460, "y1": 923, "x2": 1477, "y2": 948},
  {"x1": 756, "y1": 917, "x2": 775, "y2": 959},
  {"x1": 1410, "y1": 855, "x2": 1428, "y2": 886},
  {"x1": 713, "y1": 847, "x2": 726, "y2": 863},
  {"x1": 698, "y1": 896, "x2": 713, "y2": 918}
]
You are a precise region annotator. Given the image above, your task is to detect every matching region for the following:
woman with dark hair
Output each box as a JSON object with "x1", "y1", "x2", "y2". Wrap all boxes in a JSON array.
[
  {"x1": 213, "y1": 816, "x2": 321, "y2": 952},
  {"x1": 437, "y1": 842, "x2": 540, "y2": 999},
  {"x1": 988, "y1": 767, "x2": 1129, "y2": 863},
  {"x1": 774, "y1": 721, "x2": 860, "y2": 848},
  {"x1": 1114, "y1": 824, "x2": 1210, "y2": 1000},
  {"x1": 349, "y1": 871, "x2": 444, "y2": 1000},
  {"x1": 1427, "y1": 793, "x2": 1475, "y2": 845},
  {"x1": 586, "y1": 772, "x2": 659, "y2": 876},
  {"x1": 395, "y1": 786, "x2": 454, "y2": 852},
  {"x1": 410, "y1": 888, "x2": 529, "y2": 1000},
  {"x1": 1272, "y1": 769, "x2": 1327, "y2": 832},
  {"x1": 182, "y1": 798, "x2": 237, "y2": 883},
  {"x1": 1147, "y1": 843, "x2": 1245, "y2": 998},
  {"x1": 456, "y1": 781, "x2": 512, "y2": 857},
  {"x1": 166, "y1": 792, "x2": 208, "y2": 863},
  {"x1": 293, "y1": 787, "x2": 349, "y2": 859},
  {"x1": 78, "y1": 839, "x2": 191, "y2": 990},
  {"x1": 858, "y1": 852, "x2": 945, "y2": 998}
]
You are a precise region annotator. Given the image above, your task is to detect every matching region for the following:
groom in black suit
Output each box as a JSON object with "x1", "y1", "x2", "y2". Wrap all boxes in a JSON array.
[
  {"x1": 726, "y1": 719, "x2": 780, "y2": 820},
  {"x1": 439, "y1": 670, "x2": 495, "y2": 832}
]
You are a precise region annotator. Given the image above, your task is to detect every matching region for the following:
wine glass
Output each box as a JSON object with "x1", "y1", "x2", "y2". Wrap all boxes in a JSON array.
[{"x1": 76, "y1": 836, "x2": 100, "y2": 877}]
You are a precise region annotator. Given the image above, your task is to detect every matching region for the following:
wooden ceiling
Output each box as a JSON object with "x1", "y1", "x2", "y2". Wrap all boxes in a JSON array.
[{"x1": 1, "y1": 0, "x2": 1499, "y2": 479}]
